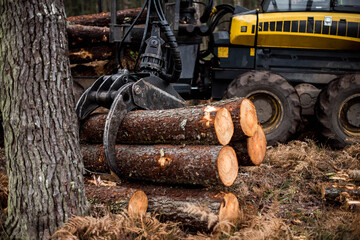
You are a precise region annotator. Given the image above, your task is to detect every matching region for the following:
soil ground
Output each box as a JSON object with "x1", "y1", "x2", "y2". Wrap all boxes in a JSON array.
[{"x1": 0, "y1": 139, "x2": 359, "y2": 239}]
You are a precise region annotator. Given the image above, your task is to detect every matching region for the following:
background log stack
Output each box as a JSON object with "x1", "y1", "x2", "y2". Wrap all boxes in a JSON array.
[
  {"x1": 66, "y1": 8, "x2": 144, "y2": 80},
  {"x1": 321, "y1": 170, "x2": 360, "y2": 212},
  {"x1": 80, "y1": 98, "x2": 266, "y2": 231}
]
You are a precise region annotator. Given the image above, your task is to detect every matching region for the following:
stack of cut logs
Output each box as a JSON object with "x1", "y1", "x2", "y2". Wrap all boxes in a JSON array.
[
  {"x1": 66, "y1": 8, "x2": 145, "y2": 77},
  {"x1": 80, "y1": 98, "x2": 267, "y2": 231},
  {"x1": 321, "y1": 170, "x2": 360, "y2": 212}
]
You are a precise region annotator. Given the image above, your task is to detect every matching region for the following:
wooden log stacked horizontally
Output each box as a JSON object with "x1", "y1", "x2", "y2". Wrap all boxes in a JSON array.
[
  {"x1": 80, "y1": 99, "x2": 267, "y2": 184},
  {"x1": 80, "y1": 98, "x2": 266, "y2": 231},
  {"x1": 85, "y1": 180, "x2": 240, "y2": 233},
  {"x1": 66, "y1": 8, "x2": 145, "y2": 70}
]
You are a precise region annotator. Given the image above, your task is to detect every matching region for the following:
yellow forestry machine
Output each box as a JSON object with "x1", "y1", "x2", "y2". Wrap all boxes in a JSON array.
[{"x1": 76, "y1": 0, "x2": 360, "y2": 175}]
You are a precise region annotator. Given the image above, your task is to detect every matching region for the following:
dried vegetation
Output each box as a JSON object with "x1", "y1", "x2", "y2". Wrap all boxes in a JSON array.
[{"x1": 1, "y1": 141, "x2": 360, "y2": 239}]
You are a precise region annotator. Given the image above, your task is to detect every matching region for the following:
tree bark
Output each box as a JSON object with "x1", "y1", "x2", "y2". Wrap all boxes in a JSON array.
[
  {"x1": 67, "y1": 24, "x2": 110, "y2": 49},
  {"x1": 85, "y1": 181, "x2": 239, "y2": 232},
  {"x1": 0, "y1": 1, "x2": 88, "y2": 239},
  {"x1": 81, "y1": 144, "x2": 238, "y2": 187},
  {"x1": 80, "y1": 104, "x2": 235, "y2": 146},
  {"x1": 66, "y1": 7, "x2": 147, "y2": 27}
]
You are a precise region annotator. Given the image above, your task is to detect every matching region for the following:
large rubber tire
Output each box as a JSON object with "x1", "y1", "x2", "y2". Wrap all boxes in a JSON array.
[
  {"x1": 315, "y1": 74, "x2": 360, "y2": 148},
  {"x1": 224, "y1": 71, "x2": 301, "y2": 145}
]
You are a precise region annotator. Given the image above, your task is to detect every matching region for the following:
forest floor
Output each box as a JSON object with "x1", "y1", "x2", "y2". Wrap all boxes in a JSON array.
[{"x1": 0, "y1": 137, "x2": 360, "y2": 239}]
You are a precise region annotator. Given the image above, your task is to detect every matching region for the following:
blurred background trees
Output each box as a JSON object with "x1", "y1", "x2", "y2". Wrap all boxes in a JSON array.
[{"x1": 64, "y1": 0, "x2": 262, "y2": 16}]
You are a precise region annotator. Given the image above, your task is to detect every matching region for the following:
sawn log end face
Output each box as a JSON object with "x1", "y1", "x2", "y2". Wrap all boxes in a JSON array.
[
  {"x1": 247, "y1": 124, "x2": 267, "y2": 166},
  {"x1": 217, "y1": 146, "x2": 238, "y2": 187},
  {"x1": 214, "y1": 108, "x2": 234, "y2": 146},
  {"x1": 128, "y1": 190, "x2": 148, "y2": 218},
  {"x1": 218, "y1": 193, "x2": 240, "y2": 223},
  {"x1": 240, "y1": 98, "x2": 258, "y2": 137}
]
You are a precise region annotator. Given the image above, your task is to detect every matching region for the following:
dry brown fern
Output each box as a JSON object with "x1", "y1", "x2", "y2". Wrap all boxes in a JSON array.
[{"x1": 51, "y1": 210, "x2": 185, "y2": 240}]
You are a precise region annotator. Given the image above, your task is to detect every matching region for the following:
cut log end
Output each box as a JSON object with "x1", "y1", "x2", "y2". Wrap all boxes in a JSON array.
[
  {"x1": 247, "y1": 124, "x2": 267, "y2": 166},
  {"x1": 218, "y1": 193, "x2": 240, "y2": 222},
  {"x1": 128, "y1": 190, "x2": 148, "y2": 217},
  {"x1": 214, "y1": 108, "x2": 234, "y2": 146},
  {"x1": 240, "y1": 99, "x2": 258, "y2": 137},
  {"x1": 217, "y1": 146, "x2": 238, "y2": 187}
]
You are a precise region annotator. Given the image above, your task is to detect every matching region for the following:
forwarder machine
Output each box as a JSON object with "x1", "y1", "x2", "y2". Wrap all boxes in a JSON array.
[{"x1": 76, "y1": 0, "x2": 360, "y2": 175}]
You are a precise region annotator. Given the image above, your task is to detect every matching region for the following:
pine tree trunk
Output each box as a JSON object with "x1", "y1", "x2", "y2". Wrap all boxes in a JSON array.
[
  {"x1": 80, "y1": 105, "x2": 235, "y2": 146},
  {"x1": 85, "y1": 181, "x2": 239, "y2": 232},
  {"x1": 81, "y1": 144, "x2": 238, "y2": 187},
  {"x1": 0, "y1": 1, "x2": 88, "y2": 239}
]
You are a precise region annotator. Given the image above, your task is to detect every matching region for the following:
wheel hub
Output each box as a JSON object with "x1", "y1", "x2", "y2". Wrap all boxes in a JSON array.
[
  {"x1": 247, "y1": 91, "x2": 283, "y2": 133},
  {"x1": 339, "y1": 93, "x2": 360, "y2": 136}
]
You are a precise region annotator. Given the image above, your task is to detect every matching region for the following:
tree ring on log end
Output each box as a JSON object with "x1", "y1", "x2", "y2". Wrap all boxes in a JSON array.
[
  {"x1": 128, "y1": 190, "x2": 148, "y2": 217},
  {"x1": 214, "y1": 108, "x2": 234, "y2": 146},
  {"x1": 218, "y1": 193, "x2": 240, "y2": 223},
  {"x1": 240, "y1": 99, "x2": 258, "y2": 137},
  {"x1": 217, "y1": 146, "x2": 238, "y2": 187},
  {"x1": 247, "y1": 124, "x2": 267, "y2": 166}
]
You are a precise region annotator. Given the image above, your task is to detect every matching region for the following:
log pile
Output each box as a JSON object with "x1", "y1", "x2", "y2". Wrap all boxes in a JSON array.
[
  {"x1": 66, "y1": 8, "x2": 144, "y2": 78},
  {"x1": 79, "y1": 98, "x2": 266, "y2": 231},
  {"x1": 321, "y1": 170, "x2": 360, "y2": 212}
]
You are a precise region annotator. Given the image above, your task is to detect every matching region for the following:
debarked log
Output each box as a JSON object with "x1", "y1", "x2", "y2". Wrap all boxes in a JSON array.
[
  {"x1": 321, "y1": 183, "x2": 360, "y2": 201},
  {"x1": 80, "y1": 104, "x2": 235, "y2": 146},
  {"x1": 85, "y1": 181, "x2": 239, "y2": 232},
  {"x1": 81, "y1": 144, "x2": 238, "y2": 187},
  {"x1": 66, "y1": 8, "x2": 147, "y2": 27}
]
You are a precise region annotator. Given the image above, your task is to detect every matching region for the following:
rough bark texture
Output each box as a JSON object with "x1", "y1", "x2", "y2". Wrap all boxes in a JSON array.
[
  {"x1": 80, "y1": 104, "x2": 234, "y2": 145},
  {"x1": 81, "y1": 144, "x2": 238, "y2": 186},
  {"x1": 66, "y1": 8, "x2": 147, "y2": 27},
  {"x1": 67, "y1": 24, "x2": 110, "y2": 49},
  {"x1": 0, "y1": 1, "x2": 88, "y2": 239},
  {"x1": 85, "y1": 181, "x2": 236, "y2": 232}
]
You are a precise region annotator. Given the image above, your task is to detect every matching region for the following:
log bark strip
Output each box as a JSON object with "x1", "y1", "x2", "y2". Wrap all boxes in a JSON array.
[
  {"x1": 66, "y1": 8, "x2": 147, "y2": 27},
  {"x1": 80, "y1": 104, "x2": 235, "y2": 146},
  {"x1": 67, "y1": 25, "x2": 110, "y2": 49},
  {"x1": 85, "y1": 181, "x2": 239, "y2": 232},
  {"x1": 321, "y1": 183, "x2": 360, "y2": 201},
  {"x1": 81, "y1": 144, "x2": 238, "y2": 187}
]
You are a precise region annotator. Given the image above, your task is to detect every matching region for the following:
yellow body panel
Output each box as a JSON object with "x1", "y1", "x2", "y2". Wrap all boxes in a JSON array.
[
  {"x1": 230, "y1": 14, "x2": 257, "y2": 46},
  {"x1": 231, "y1": 12, "x2": 360, "y2": 50}
]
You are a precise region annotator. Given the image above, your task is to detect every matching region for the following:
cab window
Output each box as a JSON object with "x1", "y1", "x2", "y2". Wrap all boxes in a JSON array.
[
  {"x1": 334, "y1": 0, "x2": 360, "y2": 12},
  {"x1": 263, "y1": 0, "x2": 331, "y2": 12}
]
